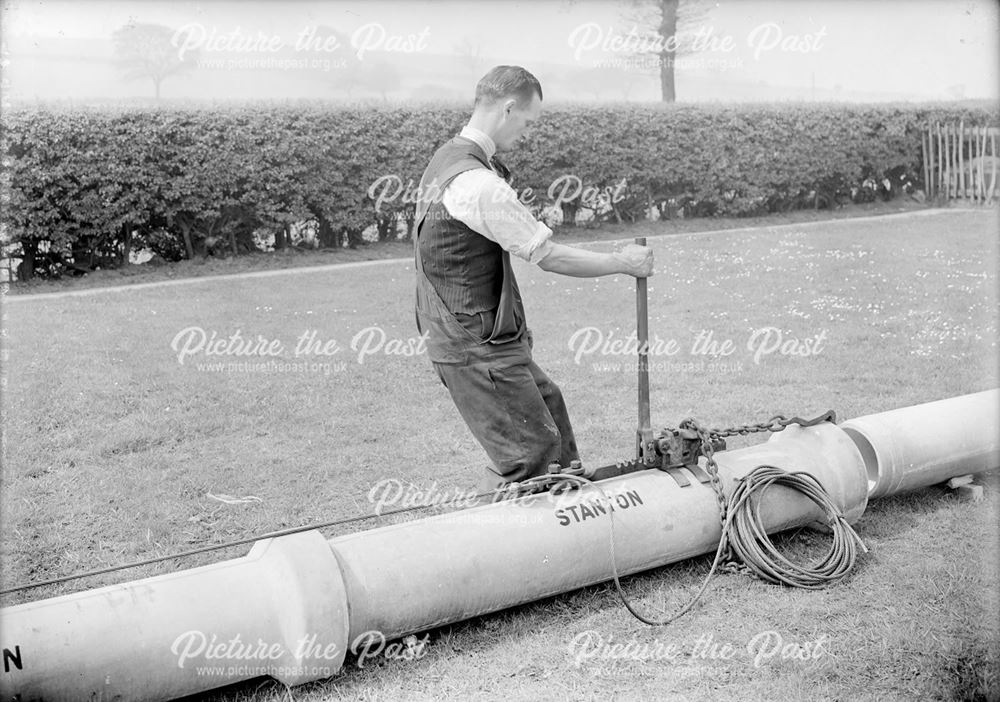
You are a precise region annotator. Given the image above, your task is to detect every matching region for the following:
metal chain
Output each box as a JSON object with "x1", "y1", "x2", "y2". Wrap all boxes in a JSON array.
[
  {"x1": 709, "y1": 414, "x2": 791, "y2": 438},
  {"x1": 672, "y1": 414, "x2": 797, "y2": 532},
  {"x1": 708, "y1": 410, "x2": 837, "y2": 439},
  {"x1": 672, "y1": 411, "x2": 834, "y2": 572},
  {"x1": 678, "y1": 419, "x2": 730, "y2": 532},
  {"x1": 520, "y1": 412, "x2": 835, "y2": 508}
]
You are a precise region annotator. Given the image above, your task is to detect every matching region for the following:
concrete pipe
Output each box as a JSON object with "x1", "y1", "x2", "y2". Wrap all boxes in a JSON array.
[
  {"x1": 840, "y1": 389, "x2": 1000, "y2": 499},
  {"x1": 0, "y1": 531, "x2": 349, "y2": 701},
  {"x1": 1, "y1": 391, "x2": 996, "y2": 701},
  {"x1": 0, "y1": 422, "x2": 866, "y2": 701}
]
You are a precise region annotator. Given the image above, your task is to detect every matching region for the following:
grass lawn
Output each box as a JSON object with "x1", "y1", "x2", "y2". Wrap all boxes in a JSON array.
[{"x1": 1, "y1": 207, "x2": 998, "y2": 701}]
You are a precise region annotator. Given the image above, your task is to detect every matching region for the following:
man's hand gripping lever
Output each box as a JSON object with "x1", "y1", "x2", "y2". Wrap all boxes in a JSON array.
[{"x1": 614, "y1": 243, "x2": 655, "y2": 278}]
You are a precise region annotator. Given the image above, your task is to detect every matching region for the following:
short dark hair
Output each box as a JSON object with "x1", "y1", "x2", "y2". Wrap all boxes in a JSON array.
[{"x1": 474, "y1": 65, "x2": 542, "y2": 107}]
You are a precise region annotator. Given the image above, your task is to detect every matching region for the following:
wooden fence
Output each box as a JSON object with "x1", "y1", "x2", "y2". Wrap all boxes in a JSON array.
[{"x1": 923, "y1": 122, "x2": 999, "y2": 203}]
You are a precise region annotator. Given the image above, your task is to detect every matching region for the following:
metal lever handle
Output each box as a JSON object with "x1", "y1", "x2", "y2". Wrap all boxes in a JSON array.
[{"x1": 634, "y1": 236, "x2": 655, "y2": 465}]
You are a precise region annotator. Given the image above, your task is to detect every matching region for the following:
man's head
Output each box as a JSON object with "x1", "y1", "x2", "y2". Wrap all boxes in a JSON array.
[{"x1": 469, "y1": 65, "x2": 543, "y2": 153}]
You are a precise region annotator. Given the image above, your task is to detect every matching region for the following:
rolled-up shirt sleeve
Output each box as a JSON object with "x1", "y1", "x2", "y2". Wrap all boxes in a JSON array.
[{"x1": 442, "y1": 169, "x2": 554, "y2": 265}]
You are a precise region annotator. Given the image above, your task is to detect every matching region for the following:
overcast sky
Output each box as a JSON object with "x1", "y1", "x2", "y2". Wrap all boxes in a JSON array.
[{"x1": 1, "y1": 0, "x2": 997, "y2": 102}]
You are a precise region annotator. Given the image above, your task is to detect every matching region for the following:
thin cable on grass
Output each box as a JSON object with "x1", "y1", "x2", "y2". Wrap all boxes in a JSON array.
[{"x1": 0, "y1": 489, "x2": 501, "y2": 596}]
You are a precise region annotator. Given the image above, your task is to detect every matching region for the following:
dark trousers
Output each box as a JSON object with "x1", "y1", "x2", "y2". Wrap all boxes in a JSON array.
[{"x1": 434, "y1": 311, "x2": 580, "y2": 492}]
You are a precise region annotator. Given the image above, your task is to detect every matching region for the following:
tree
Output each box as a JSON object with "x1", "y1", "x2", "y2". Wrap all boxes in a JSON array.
[
  {"x1": 624, "y1": 0, "x2": 711, "y2": 102},
  {"x1": 111, "y1": 22, "x2": 198, "y2": 100}
]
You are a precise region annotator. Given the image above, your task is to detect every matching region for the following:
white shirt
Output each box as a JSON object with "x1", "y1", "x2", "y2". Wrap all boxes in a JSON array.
[{"x1": 441, "y1": 126, "x2": 554, "y2": 265}]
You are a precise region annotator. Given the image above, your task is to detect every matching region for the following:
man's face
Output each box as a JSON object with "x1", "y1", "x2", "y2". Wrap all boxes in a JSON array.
[{"x1": 494, "y1": 93, "x2": 542, "y2": 152}]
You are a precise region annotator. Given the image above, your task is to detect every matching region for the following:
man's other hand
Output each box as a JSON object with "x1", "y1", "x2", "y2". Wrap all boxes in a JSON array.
[{"x1": 614, "y1": 244, "x2": 654, "y2": 278}]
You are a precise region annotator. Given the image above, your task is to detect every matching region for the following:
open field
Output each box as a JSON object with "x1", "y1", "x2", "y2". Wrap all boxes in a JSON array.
[{"x1": 1, "y1": 208, "x2": 998, "y2": 701}]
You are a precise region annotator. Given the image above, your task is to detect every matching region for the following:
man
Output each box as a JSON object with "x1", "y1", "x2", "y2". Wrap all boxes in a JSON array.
[{"x1": 414, "y1": 65, "x2": 654, "y2": 497}]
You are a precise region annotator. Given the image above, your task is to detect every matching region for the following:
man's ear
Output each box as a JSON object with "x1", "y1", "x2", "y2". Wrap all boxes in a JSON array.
[{"x1": 502, "y1": 98, "x2": 517, "y2": 119}]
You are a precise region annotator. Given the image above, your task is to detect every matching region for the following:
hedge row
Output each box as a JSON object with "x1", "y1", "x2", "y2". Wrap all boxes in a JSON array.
[{"x1": 1, "y1": 101, "x2": 996, "y2": 279}]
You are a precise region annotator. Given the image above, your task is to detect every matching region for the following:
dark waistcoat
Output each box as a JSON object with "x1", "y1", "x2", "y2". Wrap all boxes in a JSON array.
[{"x1": 415, "y1": 138, "x2": 505, "y2": 314}]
